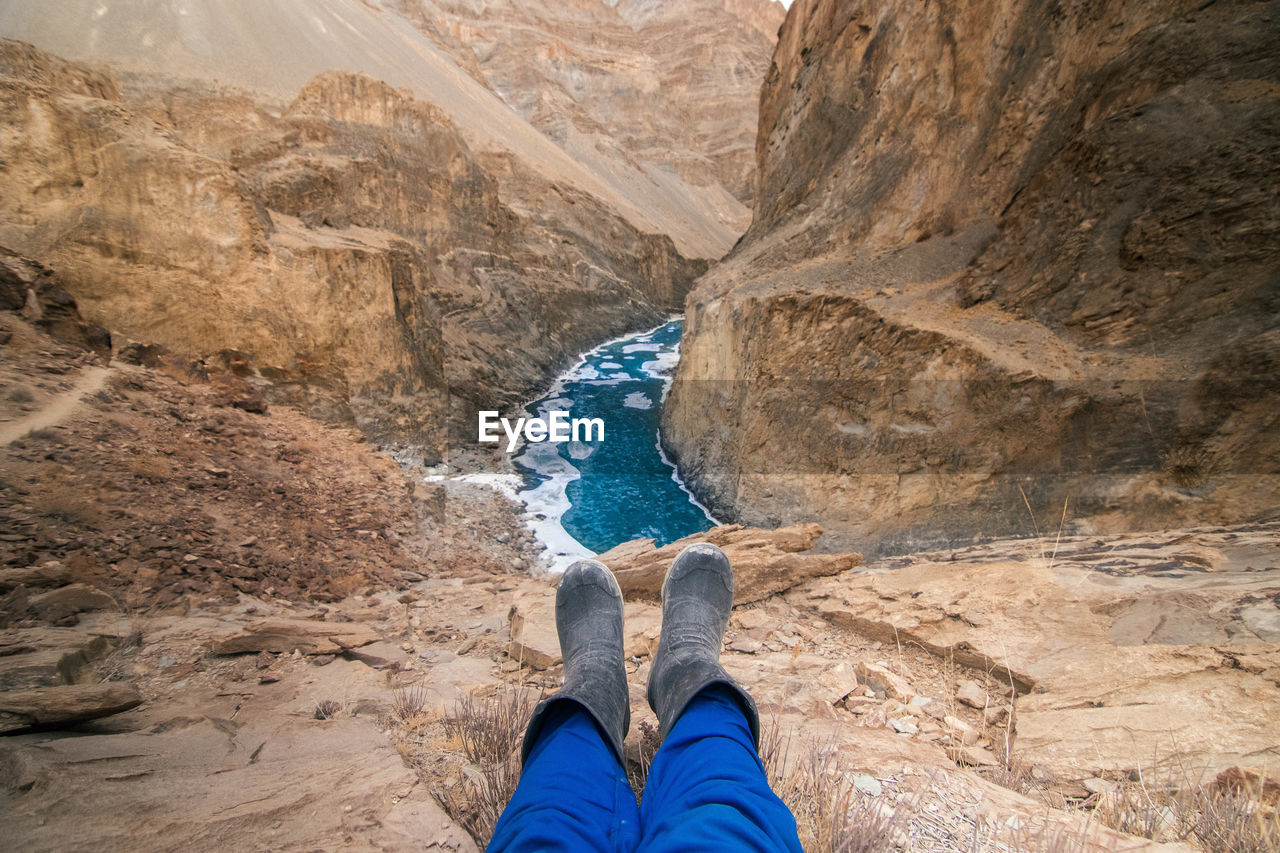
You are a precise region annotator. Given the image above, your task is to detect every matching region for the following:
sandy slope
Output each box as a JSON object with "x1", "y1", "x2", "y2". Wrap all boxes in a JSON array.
[{"x1": 0, "y1": 0, "x2": 739, "y2": 258}]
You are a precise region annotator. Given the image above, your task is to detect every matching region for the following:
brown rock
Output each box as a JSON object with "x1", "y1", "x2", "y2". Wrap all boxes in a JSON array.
[
  {"x1": 1213, "y1": 766, "x2": 1280, "y2": 805},
  {"x1": 0, "y1": 683, "x2": 142, "y2": 733},
  {"x1": 28, "y1": 584, "x2": 118, "y2": 622},
  {"x1": 211, "y1": 619, "x2": 380, "y2": 656},
  {"x1": 947, "y1": 744, "x2": 1000, "y2": 768},
  {"x1": 507, "y1": 591, "x2": 560, "y2": 670},
  {"x1": 855, "y1": 662, "x2": 914, "y2": 703},
  {"x1": 597, "y1": 524, "x2": 859, "y2": 605},
  {"x1": 956, "y1": 680, "x2": 988, "y2": 710},
  {"x1": 0, "y1": 563, "x2": 72, "y2": 591}
]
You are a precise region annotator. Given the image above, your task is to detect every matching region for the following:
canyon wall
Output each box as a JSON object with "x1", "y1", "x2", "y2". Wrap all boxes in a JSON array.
[
  {"x1": 0, "y1": 41, "x2": 706, "y2": 450},
  {"x1": 665, "y1": 0, "x2": 1280, "y2": 555},
  {"x1": 394, "y1": 0, "x2": 784, "y2": 215}
]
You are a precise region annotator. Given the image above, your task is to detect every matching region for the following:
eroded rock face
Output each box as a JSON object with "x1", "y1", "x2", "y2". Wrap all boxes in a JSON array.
[
  {"x1": 396, "y1": 0, "x2": 785, "y2": 220},
  {"x1": 663, "y1": 0, "x2": 1280, "y2": 556},
  {"x1": 0, "y1": 42, "x2": 708, "y2": 448}
]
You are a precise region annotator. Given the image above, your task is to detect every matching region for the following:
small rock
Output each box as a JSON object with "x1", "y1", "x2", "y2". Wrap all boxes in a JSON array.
[
  {"x1": 856, "y1": 661, "x2": 914, "y2": 702},
  {"x1": 311, "y1": 654, "x2": 335, "y2": 666},
  {"x1": 1083, "y1": 777, "x2": 1116, "y2": 795},
  {"x1": 0, "y1": 563, "x2": 71, "y2": 591},
  {"x1": 889, "y1": 717, "x2": 918, "y2": 735},
  {"x1": 28, "y1": 584, "x2": 118, "y2": 622},
  {"x1": 947, "y1": 744, "x2": 1000, "y2": 767},
  {"x1": 853, "y1": 775, "x2": 881, "y2": 797},
  {"x1": 956, "y1": 679, "x2": 987, "y2": 709}
]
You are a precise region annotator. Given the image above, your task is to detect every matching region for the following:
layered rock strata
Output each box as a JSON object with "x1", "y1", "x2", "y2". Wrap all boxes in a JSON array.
[
  {"x1": 0, "y1": 42, "x2": 707, "y2": 449},
  {"x1": 664, "y1": 0, "x2": 1280, "y2": 555}
]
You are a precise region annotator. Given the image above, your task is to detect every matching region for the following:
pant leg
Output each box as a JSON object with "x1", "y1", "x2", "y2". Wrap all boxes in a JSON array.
[
  {"x1": 490, "y1": 699, "x2": 641, "y2": 853},
  {"x1": 637, "y1": 685, "x2": 802, "y2": 853}
]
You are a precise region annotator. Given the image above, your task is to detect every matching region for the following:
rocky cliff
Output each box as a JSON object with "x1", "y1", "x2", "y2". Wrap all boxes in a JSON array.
[
  {"x1": 394, "y1": 0, "x2": 784, "y2": 216},
  {"x1": 664, "y1": 0, "x2": 1280, "y2": 555},
  {"x1": 0, "y1": 0, "x2": 782, "y2": 260},
  {"x1": 0, "y1": 41, "x2": 709, "y2": 451}
]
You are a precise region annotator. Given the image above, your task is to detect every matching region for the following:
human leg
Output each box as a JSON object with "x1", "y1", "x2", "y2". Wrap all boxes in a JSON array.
[
  {"x1": 489, "y1": 559, "x2": 639, "y2": 852},
  {"x1": 637, "y1": 685, "x2": 800, "y2": 852},
  {"x1": 489, "y1": 699, "x2": 640, "y2": 852},
  {"x1": 637, "y1": 544, "x2": 801, "y2": 852}
]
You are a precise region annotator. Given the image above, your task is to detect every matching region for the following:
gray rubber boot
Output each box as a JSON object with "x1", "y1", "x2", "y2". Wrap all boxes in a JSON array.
[
  {"x1": 647, "y1": 542, "x2": 760, "y2": 746},
  {"x1": 519, "y1": 559, "x2": 630, "y2": 766}
]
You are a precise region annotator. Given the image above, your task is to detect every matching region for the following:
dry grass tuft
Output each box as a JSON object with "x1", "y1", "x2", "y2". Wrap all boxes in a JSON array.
[
  {"x1": 1162, "y1": 443, "x2": 1212, "y2": 489},
  {"x1": 391, "y1": 683, "x2": 430, "y2": 723},
  {"x1": 761, "y1": 719, "x2": 917, "y2": 852},
  {"x1": 626, "y1": 719, "x2": 662, "y2": 797},
  {"x1": 436, "y1": 690, "x2": 537, "y2": 846},
  {"x1": 313, "y1": 699, "x2": 346, "y2": 720},
  {"x1": 1094, "y1": 768, "x2": 1280, "y2": 851}
]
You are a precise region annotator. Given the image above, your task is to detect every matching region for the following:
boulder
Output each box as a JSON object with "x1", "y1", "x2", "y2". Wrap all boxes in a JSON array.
[
  {"x1": 597, "y1": 524, "x2": 859, "y2": 605},
  {"x1": 28, "y1": 584, "x2": 118, "y2": 622},
  {"x1": 0, "y1": 683, "x2": 142, "y2": 733},
  {"x1": 0, "y1": 563, "x2": 72, "y2": 591},
  {"x1": 211, "y1": 619, "x2": 380, "y2": 655}
]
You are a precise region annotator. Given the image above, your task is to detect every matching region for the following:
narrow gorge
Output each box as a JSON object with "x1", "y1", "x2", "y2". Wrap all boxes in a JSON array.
[{"x1": 0, "y1": 1, "x2": 1277, "y2": 851}]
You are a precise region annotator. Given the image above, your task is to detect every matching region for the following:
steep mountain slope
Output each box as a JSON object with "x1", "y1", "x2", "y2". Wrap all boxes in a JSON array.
[
  {"x1": 0, "y1": 0, "x2": 777, "y2": 259},
  {"x1": 664, "y1": 0, "x2": 1280, "y2": 555},
  {"x1": 394, "y1": 0, "x2": 784, "y2": 219},
  {"x1": 0, "y1": 42, "x2": 705, "y2": 449}
]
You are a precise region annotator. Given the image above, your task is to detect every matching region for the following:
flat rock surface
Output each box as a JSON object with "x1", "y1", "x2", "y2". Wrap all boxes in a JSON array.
[{"x1": 792, "y1": 525, "x2": 1280, "y2": 787}]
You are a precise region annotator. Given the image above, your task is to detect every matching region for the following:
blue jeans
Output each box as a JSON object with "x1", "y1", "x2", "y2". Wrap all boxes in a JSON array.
[{"x1": 489, "y1": 686, "x2": 802, "y2": 852}]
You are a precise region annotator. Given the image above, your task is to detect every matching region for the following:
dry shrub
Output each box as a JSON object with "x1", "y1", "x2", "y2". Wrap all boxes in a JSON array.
[
  {"x1": 438, "y1": 690, "x2": 537, "y2": 846},
  {"x1": 1094, "y1": 768, "x2": 1280, "y2": 851},
  {"x1": 1162, "y1": 444, "x2": 1212, "y2": 489},
  {"x1": 391, "y1": 683, "x2": 430, "y2": 723},
  {"x1": 761, "y1": 719, "x2": 916, "y2": 852},
  {"x1": 30, "y1": 481, "x2": 102, "y2": 526}
]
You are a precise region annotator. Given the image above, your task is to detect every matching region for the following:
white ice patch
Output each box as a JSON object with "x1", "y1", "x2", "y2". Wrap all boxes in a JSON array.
[
  {"x1": 641, "y1": 350, "x2": 679, "y2": 380},
  {"x1": 448, "y1": 472, "x2": 524, "y2": 501},
  {"x1": 515, "y1": 440, "x2": 593, "y2": 572},
  {"x1": 622, "y1": 343, "x2": 661, "y2": 353},
  {"x1": 564, "y1": 364, "x2": 600, "y2": 381},
  {"x1": 567, "y1": 441, "x2": 594, "y2": 460},
  {"x1": 599, "y1": 362, "x2": 623, "y2": 369},
  {"x1": 623, "y1": 392, "x2": 652, "y2": 410}
]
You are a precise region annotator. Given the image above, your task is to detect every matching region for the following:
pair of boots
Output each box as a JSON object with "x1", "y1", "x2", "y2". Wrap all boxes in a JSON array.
[{"x1": 521, "y1": 543, "x2": 758, "y2": 765}]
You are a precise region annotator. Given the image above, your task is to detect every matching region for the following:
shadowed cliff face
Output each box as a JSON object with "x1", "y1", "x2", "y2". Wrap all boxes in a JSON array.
[
  {"x1": 664, "y1": 0, "x2": 1280, "y2": 556},
  {"x1": 0, "y1": 42, "x2": 707, "y2": 451}
]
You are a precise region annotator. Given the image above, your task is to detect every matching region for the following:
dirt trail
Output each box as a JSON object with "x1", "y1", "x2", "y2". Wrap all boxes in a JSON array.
[{"x1": 0, "y1": 365, "x2": 109, "y2": 445}]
